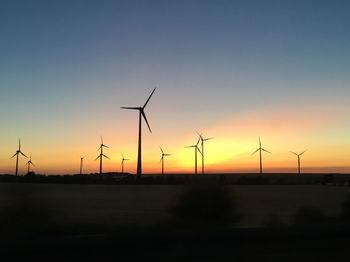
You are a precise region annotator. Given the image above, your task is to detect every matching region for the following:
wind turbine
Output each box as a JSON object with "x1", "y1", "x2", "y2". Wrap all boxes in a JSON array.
[
  {"x1": 121, "y1": 152, "x2": 129, "y2": 174},
  {"x1": 290, "y1": 150, "x2": 307, "y2": 175},
  {"x1": 160, "y1": 147, "x2": 171, "y2": 175},
  {"x1": 121, "y1": 88, "x2": 156, "y2": 178},
  {"x1": 25, "y1": 154, "x2": 35, "y2": 175},
  {"x1": 196, "y1": 131, "x2": 213, "y2": 175},
  {"x1": 11, "y1": 138, "x2": 28, "y2": 176},
  {"x1": 95, "y1": 137, "x2": 110, "y2": 177},
  {"x1": 251, "y1": 137, "x2": 271, "y2": 175},
  {"x1": 185, "y1": 138, "x2": 202, "y2": 175},
  {"x1": 80, "y1": 157, "x2": 84, "y2": 175}
]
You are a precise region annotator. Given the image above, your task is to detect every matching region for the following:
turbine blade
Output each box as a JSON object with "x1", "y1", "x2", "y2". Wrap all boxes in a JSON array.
[
  {"x1": 196, "y1": 138, "x2": 201, "y2": 146},
  {"x1": 141, "y1": 110, "x2": 152, "y2": 133},
  {"x1": 94, "y1": 155, "x2": 100, "y2": 161},
  {"x1": 160, "y1": 147, "x2": 164, "y2": 154},
  {"x1": 31, "y1": 162, "x2": 35, "y2": 167},
  {"x1": 120, "y1": 107, "x2": 140, "y2": 110},
  {"x1": 204, "y1": 137, "x2": 214, "y2": 141},
  {"x1": 164, "y1": 154, "x2": 171, "y2": 156},
  {"x1": 101, "y1": 136, "x2": 103, "y2": 145},
  {"x1": 20, "y1": 151, "x2": 28, "y2": 158},
  {"x1": 262, "y1": 148, "x2": 271, "y2": 154},
  {"x1": 300, "y1": 150, "x2": 307, "y2": 156},
  {"x1": 19, "y1": 139, "x2": 21, "y2": 150},
  {"x1": 195, "y1": 130, "x2": 203, "y2": 139},
  {"x1": 102, "y1": 154, "x2": 110, "y2": 159},
  {"x1": 25, "y1": 162, "x2": 29, "y2": 166},
  {"x1": 121, "y1": 152, "x2": 124, "y2": 158},
  {"x1": 143, "y1": 87, "x2": 156, "y2": 109},
  {"x1": 251, "y1": 148, "x2": 260, "y2": 156},
  {"x1": 259, "y1": 137, "x2": 261, "y2": 147},
  {"x1": 290, "y1": 151, "x2": 298, "y2": 156},
  {"x1": 160, "y1": 156, "x2": 163, "y2": 163},
  {"x1": 185, "y1": 145, "x2": 196, "y2": 148},
  {"x1": 102, "y1": 144, "x2": 110, "y2": 149},
  {"x1": 125, "y1": 159, "x2": 130, "y2": 161},
  {"x1": 11, "y1": 152, "x2": 17, "y2": 158}
]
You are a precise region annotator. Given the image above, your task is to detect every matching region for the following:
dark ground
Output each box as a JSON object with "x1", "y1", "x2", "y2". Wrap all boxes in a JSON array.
[
  {"x1": 1, "y1": 176, "x2": 350, "y2": 261},
  {"x1": 2, "y1": 226, "x2": 350, "y2": 261}
]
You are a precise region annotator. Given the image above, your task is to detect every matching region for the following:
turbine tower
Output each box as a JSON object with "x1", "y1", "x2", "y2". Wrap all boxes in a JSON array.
[
  {"x1": 80, "y1": 157, "x2": 84, "y2": 175},
  {"x1": 196, "y1": 131, "x2": 213, "y2": 175},
  {"x1": 160, "y1": 147, "x2": 171, "y2": 175},
  {"x1": 11, "y1": 138, "x2": 28, "y2": 176},
  {"x1": 290, "y1": 150, "x2": 307, "y2": 175},
  {"x1": 95, "y1": 137, "x2": 110, "y2": 177},
  {"x1": 185, "y1": 138, "x2": 201, "y2": 175},
  {"x1": 121, "y1": 152, "x2": 129, "y2": 174},
  {"x1": 121, "y1": 88, "x2": 156, "y2": 178},
  {"x1": 251, "y1": 137, "x2": 271, "y2": 175},
  {"x1": 25, "y1": 154, "x2": 35, "y2": 175}
]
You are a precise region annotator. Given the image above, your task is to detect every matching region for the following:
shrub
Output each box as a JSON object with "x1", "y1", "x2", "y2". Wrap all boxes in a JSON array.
[{"x1": 169, "y1": 185, "x2": 240, "y2": 231}]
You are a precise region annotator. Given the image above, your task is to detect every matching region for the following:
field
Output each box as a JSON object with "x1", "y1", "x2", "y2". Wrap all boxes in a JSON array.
[
  {"x1": 2, "y1": 182, "x2": 350, "y2": 261},
  {"x1": 1, "y1": 182, "x2": 350, "y2": 229}
]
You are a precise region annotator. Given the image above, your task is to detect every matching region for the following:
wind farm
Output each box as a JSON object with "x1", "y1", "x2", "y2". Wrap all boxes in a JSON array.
[{"x1": 1, "y1": 1, "x2": 350, "y2": 261}]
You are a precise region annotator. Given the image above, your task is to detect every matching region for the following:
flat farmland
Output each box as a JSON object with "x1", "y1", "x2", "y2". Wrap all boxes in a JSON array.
[{"x1": 1, "y1": 183, "x2": 349, "y2": 229}]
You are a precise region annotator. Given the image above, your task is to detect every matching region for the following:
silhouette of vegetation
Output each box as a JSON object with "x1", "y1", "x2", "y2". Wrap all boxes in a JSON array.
[
  {"x1": 167, "y1": 185, "x2": 240, "y2": 232},
  {"x1": 1, "y1": 173, "x2": 350, "y2": 185},
  {"x1": 292, "y1": 206, "x2": 330, "y2": 226},
  {"x1": 323, "y1": 174, "x2": 335, "y2": 184}
]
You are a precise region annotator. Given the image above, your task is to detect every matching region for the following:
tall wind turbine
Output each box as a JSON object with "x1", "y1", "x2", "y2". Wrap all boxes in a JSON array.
[
  {"x1": 11, "y1": 139, "x2": 28, "y2": 176},
  {"x1": 25, "y1": 154, "x2": 35, "y2": 175},
  {"x1": 95, "y1": 137, "x2": 110, "y2": 177},
  {"x1": 196, "y1": 131, "x2": 213, "y2": 175},
  {"x1": 251, "y1": 137, "x2": 271, "y2": 175},
  {"x1": 160, "y1": 147, "x2": 171, "y2": 176},
  {"x1": 121, "y1": 152, "x2": 129, "y2": 174},
  {"x1": 185, "y1": 138, "x2": 201, "y2": 175},
  {"x1": 290, "y1": 150, "x2": 307, "y2": 175},
  {"x1": 80, "y1": 157, "x2": 84, "y2": 175},
  {"x1": 121, "y1": 88, "x2": 156, "y2": 178}
]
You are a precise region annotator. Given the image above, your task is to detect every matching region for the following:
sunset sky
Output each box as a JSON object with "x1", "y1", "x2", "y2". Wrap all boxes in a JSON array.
[{"x1": 0, "y1": 0, "x2": 350, "y2": 174}]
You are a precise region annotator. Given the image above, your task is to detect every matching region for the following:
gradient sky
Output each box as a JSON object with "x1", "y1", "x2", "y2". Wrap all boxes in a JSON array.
[{"x1": 1, "y1": 0, "x2": 350, "y2": 174}]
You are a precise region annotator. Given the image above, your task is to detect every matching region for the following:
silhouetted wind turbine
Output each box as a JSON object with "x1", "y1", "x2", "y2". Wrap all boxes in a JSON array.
[
  {"x1": 251, "y1": 137, "x2": 271, "y2": 175},
  {"x1": 185, "y1": 138, "x2": 202, "y2": 175},
  {"x1": 160, "y1": 147, "x2": 171, "y2": 175},
  {"x1": 121, "y1": 88, "x2": 156, "y2": 178},
  {"x1": 290, "y1": 150, "x2": 307, "y2": 175},
  {"x1": 80, "y1": 157, "x2": 84, "y2": 175},
  {"x1": 196, "y1": 131, "x2": 213, "y2": 175},
  {"x1": 11, "y1": 139, "x2": 28, "y2": 176},
  {"x1": 121, "y1": 152, "x2": 129, "y2": 174},
  {"x1": 95, "y1": 137, "x2": 110, "y2": 177},
  {"x1": 25, "y1": 154, "x2": 35, "y2": 175}
]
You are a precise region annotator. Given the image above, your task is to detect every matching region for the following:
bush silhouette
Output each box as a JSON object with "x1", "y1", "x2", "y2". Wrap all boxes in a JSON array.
[{"x1": 169, "y1": 185, "x2": 239, "y2": 231}]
